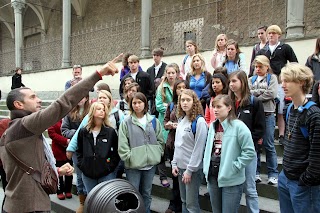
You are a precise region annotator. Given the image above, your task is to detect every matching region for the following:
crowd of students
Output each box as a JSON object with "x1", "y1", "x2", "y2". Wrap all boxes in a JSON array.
[{"x1": 16, "y1": 24, "x2": 320, "y2": 213}]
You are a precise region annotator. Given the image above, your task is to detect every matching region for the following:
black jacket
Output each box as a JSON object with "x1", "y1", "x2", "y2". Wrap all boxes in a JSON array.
[
  {"x1": 235, "y1": 96, "x2": 266, "y2": 150},
  {"x1": 257, "y1": 42, "x2": 298, "y2": 76},
  {"x1": 76, "y1": 125, "x2": 120, "y2": 179},
  {"x1": 11, "y1": 73, "x2": 25, "y2": 90},
  {"x1": 119, "y1": 71, "x2": 154, "y2": 100},
  {"x1": 146, "y1": 62, "x2": 167, "y2": 85},
  {"x1": 312, "y1": 81, "x2": 320, "y2": 107},
  {"x1": 306, "y1": 54, "x2": 320, "y2": 81}
]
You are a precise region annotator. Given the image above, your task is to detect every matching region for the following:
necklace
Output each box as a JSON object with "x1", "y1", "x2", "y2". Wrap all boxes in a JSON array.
[{"x1": 287, "y1": 98, "x2": 307, "y2": 139}]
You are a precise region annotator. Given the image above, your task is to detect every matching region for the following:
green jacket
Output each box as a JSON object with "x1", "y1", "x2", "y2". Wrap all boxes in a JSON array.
[
  {"x1": 203, "y1": 119, "x2": 256, "y2": 187},
  {"x1": 155, "y1": 82, "x2": 173, "y2": 142},
  {"x1": 118, "y1": 113, "x2": 165, "y2": 169}
]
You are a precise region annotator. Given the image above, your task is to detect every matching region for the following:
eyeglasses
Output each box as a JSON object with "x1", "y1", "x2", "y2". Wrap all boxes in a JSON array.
[{"x1": 73, "y1": 65, "x2": 82, "y2": 68}]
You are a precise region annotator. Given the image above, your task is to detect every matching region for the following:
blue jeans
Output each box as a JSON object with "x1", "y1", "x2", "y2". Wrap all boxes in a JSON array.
[
  {"x1": 126, "y1": 166, "x2": 156, "y2": 213},
  {"x1": 178, "y1": 169, "x2": 202, "y2": 213},
  {"x1": 82, "y1": 172, "x2": 116, "y2": 194},
  {"x1": 72, "y1": 154, "x2": 87, "y2": 195},
  {"x1": 207, "y1": 176, "x2": 243, "y2": 213},
  {"x1": 257, "y1": 114, "x2": 278, "y2": 178},
  {"x1": 278, "y1": 171, "x2": 320, "y2": 213},
  {"x1": 244, "y1": 154, "x2": 259, "y2": 213}
]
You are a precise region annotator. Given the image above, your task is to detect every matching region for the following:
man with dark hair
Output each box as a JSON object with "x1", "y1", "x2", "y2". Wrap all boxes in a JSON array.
[
  {"x1": 65, "y1": 65, "x2": 83, "y2": 90},
  {"x1": 0, "y1": 55, "x2": 120, "y2": 213},
  {"x1": 147, "y1": 48, "x2": 167, "y2": 116},
  {"x1": 249, "y1": 26, "x2": 268, "y2": 77},
  {"x1": 11, "y1": 67, "x2": 25, "y2": 90}
]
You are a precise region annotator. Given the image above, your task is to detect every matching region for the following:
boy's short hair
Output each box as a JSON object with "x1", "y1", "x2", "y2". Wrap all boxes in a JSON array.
[
  {"x1": 267, "y1": 25, "x2": 282, "y2": 35},
  {"x1": 280, "y1": 63, "x2": 314, "y2": 94},
  {"x1": 128, "y1": 55, "x2": 139, "y2": 63},
  {"x1": 152, "y1": 48, "x2": 164, "y2": 57}
]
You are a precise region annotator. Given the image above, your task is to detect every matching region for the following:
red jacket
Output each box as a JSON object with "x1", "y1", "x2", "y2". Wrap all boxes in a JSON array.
[
  {"x1": 0, "y1": 118, "x2": 10, "y2": 167},
  {"x1": 48, "y1": 120, "x2": 69, "y2": 161}
]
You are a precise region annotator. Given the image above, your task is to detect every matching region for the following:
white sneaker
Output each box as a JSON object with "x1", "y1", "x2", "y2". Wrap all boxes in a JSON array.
[
  {"x1": 255, "y1": 175, "x2": 262, "y2": 183},
  {"x1": 268, "y1": 177, "x2": 278, "y2": 185}
]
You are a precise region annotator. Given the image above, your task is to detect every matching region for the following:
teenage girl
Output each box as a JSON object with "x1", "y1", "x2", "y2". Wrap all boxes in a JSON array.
[
  {"x1": 77, "y1": 102, "x2": 120, "y2": 193},
  {"x1": 118, "y1": 92, "x2": 164, "y2": 213},
  {"x1": 180, "y1": 40, "x2": 199, "y2": 79},
  {"x1": 203, "y1": 94, "x2": 256, "y2": 212},
  {"x1": 171, "y1": 89, "x2": 208, "y2": 213}
]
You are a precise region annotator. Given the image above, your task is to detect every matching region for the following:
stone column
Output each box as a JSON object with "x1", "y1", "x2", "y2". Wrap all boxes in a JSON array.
[
  {"x1": 140, "y1": 0, "x2": 152, "y2": 58},
  {"x1": 11, "y1": 0, "x2": 25, "y2": 68},
  {"x1": 286, "y1": 0, "x2": 304, "y2": 39},
  {"x1": 62, "y1": 0, "x2": 71, "y2": 67}
]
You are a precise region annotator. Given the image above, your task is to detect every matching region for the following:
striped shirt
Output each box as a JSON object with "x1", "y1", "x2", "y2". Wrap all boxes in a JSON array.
[{"x1": 283, "y1": 104, "x2": 320, "y2": 186}]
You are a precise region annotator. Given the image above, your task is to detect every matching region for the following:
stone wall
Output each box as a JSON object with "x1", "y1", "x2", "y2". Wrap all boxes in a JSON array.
[{"x1": 0, "y1": 0, "x2": 319, "y2": 76}]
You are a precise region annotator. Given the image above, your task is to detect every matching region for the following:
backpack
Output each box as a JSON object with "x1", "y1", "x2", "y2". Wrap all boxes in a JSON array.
[
  {"x1": 285, "y1": 101, "x2": 316, "y2": 139},
  {"x1": 251, "y1": 73, "x2": 272, "y2": 86},
  {"x1": 191, "y1": 115, "x2": 202, "y2": 136},
  {"x1": 119, "y1": 101, "x2": 125, "y2": 111},
  {"x1": 169, "y1": 103, "x2": 202, "y2": 136}
]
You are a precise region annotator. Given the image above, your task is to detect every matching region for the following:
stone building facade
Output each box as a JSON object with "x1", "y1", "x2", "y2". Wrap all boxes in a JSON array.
[{"x1": 0, "y1": 0, "x2": 319, "y2": 76}]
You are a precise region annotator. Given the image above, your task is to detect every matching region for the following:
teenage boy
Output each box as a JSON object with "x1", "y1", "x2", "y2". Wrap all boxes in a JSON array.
[
  {"x1": 249, "y1": 26, "x2": 268, "y2": 77},
  {"x1": 119, "y1": 55, "x2": 153, "y2": 102},
  {"x1": 278, "y1": 63, "x2": 320, "y2": 213},
  {"x1": 257, "y1": 25, "x2": 298, "y2": 145},
  {"x1": 147, "y1": 48, "x2": 167, "y2": 116}
]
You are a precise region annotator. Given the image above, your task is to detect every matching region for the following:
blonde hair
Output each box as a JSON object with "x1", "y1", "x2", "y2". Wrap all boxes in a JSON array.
[
  {"x1": 86, "y1": 102, "x2": 111, "y2": 132},
  {"x1": 267, "y1": 25, "x2": 282, "y2": 35},
  {"x1": 214, "y1": 34, "x2": 228, "y2": 50},
  {"x1": 176, "y1": 89, "x2": 203, "y2": 121},
  {"x1": 128, "y1": 55, "x2": 139, "y2": 63},
  {"x1": 190, "y1": 53, "x2": 206, "y2": 75},
  {"x1": 158, "y1": 63, "x2": 180, "y2": 102},
  {"x1": 253, "y1": 55, "x2": 272, "y2": 73},
  {"x1": 280, "y1": 63, "x2": 314, "y2": 94},
  {"x1": 98, "y1": 90, "x2": 114, "y2": 109}
]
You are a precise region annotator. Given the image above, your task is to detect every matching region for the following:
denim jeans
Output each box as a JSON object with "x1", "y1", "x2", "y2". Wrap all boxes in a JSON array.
[
  {"x1": 207, "y1": 176, "x2": 243, "y2": 213},
  {"x1": 278, "y1": 171, "x2": 320, "y2": 213},
  {"x1": 244, "y1": 154, "x2": 259, "y2": 213},
  {"x1": 126, "y1": 166, "x2": 156, "y2": 213},
  {"x1": 82, "y1": 172, "x2": 116, "y2": 194},
  {"x1": 72, "y1": 154, "x2": 87, "y2": 195},
  {"x1": 257, "y1": 114, "x2": 278, "y2": 178},
  {"x1": 178, "y1": 169, "x2": 202, "y2": 213}
]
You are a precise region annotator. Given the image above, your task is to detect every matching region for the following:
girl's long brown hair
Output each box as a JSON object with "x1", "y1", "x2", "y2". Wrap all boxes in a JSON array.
[
  {"x1": 229, "y1": 71, "x2": 251, "y2": 108},
  {"x1": 176, "y1": 89, "x2": 203, "y2": 122},
  {"x1": 69, "y1": 95, "x2": 90, "y2": 122}
]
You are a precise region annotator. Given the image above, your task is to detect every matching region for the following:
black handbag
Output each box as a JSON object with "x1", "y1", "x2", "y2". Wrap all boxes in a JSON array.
[{"x1": 209, "y1": 155, "x2": 220, "y2": 177}]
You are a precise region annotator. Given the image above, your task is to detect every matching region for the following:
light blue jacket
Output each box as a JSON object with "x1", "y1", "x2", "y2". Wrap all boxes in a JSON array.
[
  {"x1": 203, "y1": 119, "x2": 255, "y2": 187},
  {"x1": 66, "y1": 107, "x2": 124, "y2": 152}
]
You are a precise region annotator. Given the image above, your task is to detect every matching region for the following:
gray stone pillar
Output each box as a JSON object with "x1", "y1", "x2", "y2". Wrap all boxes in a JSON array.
[
  {"x1": 140, "y1": 0, "x2": 152, "y2": 58},
  {"x1": 11, "y1": 0, "x2": 25, "y2": 68},
  {"x1": 62, "y1": 0, "x2": 71, "y2": 67},
  {"x1": 286, "y1": 0, "x2": 304, "y2": 39}
]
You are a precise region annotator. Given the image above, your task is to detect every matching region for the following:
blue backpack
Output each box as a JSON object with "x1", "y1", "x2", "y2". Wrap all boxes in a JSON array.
[
  {"x1": 169, "y1": 102, "x2": 201, "y2": 135},
  {"x1": 151, "y1": 117, "x2": 157, "y2": 130},
  {"x1": 251, "y1": 73, "x2": 271, "y2": 86},
  {"x1": 285, "y1": 101, "x2": 316, "y2": 138}
]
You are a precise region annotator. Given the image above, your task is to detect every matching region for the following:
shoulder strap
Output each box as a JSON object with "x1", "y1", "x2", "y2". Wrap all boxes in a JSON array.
[
  {"x1": 251, "y1": 75, "x2": 258, "y2": 85},
  {"x1": 183, "y1": 54, "x2": 189, "y2": 65},
  {"x1": 119, "y1": 101, "x2": 125, "y2": 111},
  {"x1": 191, "y1": 115, "x2": 202, "y2": 136},
  {"x1": 151, "y1": 117, "x2": 157, "y2": 130},
  {"x1": 114, "y1": 111, "x2": 120, "y2": 131},
  {"x1": 250, "y1": 95, "x2": 254, "y2": 106},
  {"x1": 169, "y1": 102, "x2": 174, "y2": 112},
  {"x1": 285, "y1": 103, "x2": 294, "y2": 123},
  {"x1": 266, "y1": 73, "x2": 271, "y2": 86}
]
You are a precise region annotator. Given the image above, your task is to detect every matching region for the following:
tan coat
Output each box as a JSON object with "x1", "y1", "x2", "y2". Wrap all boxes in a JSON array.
[{"x1": 0, "y1": 72, "x2": 100, "y2": 212}]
